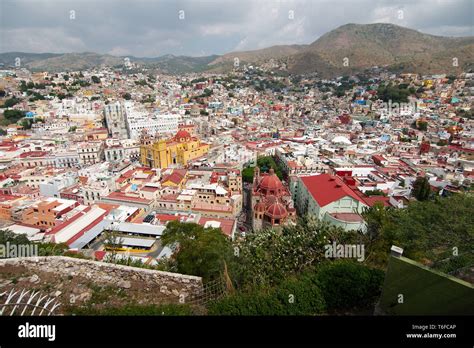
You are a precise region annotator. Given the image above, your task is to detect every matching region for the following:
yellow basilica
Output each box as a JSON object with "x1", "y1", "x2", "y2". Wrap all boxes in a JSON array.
[{"x1": 140, "y1": 129, "x2": 209, "y2": 168}]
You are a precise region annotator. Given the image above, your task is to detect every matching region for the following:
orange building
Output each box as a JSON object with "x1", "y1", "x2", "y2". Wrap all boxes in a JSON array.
[{"x1": 21, "y1": 198, "x2": 79, "y2": 229}]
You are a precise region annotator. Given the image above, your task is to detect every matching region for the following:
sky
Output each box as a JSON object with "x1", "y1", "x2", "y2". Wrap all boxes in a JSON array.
[{"x1": 0, "y1": 0, "x2": 473, "y2": 57}]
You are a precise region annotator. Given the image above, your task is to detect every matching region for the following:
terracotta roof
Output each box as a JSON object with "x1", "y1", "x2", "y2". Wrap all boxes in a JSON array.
[
  {"x1": 162, "y1": 170, "x2": 186, "y2": 185},
  {"x1": 19, "y1": 151, "x2": 49, "y2": 158},
  {"x1": 198, "y1": 217, "x2": 235, "y2": 237},
  {"x1": 265, "y1": 202, "x2": 288, "y2": 219},
  {"x1": 362, "y1": 196, "x2": 391, "y2": 207},
  {"x1": 258, "y1": 168, "x2": 284, "y2": 191},
  {"x1": 141, "y1": 186, "x2": 159, "y2": 192},
  {"x1": 175, "y1": 130, "x2": 191, "y2": 139}
]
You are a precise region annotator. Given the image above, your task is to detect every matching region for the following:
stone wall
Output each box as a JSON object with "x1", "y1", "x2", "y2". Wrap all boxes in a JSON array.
[{"x1": 0, "y1": 256, "x2": 203, "y2": 303}]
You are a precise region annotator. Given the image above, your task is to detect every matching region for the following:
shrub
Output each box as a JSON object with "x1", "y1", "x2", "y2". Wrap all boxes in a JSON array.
[
  {"x1": 274, "y1": 275, "x2": 326, "y2": 315},
  {"x1": 208, "y1": 273, "x2": 326, "y2": 315},
  {"x1": 316, "y1": 261, "x2": 384, "y2": 311}
]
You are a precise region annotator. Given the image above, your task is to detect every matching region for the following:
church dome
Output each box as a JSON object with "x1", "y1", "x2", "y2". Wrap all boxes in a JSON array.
[
  {"x1": 265, "y1": 195, "x2": 278, "y2": 205},
  {"x1": 259, "y1": 168, "x2": 284, "y2": 192},
  {"x1": 264, "y1": 202, "x2": 288, "y2": 219},
  {"x1": 175, "y1": 130, "x2": 191, "y2": 140}
]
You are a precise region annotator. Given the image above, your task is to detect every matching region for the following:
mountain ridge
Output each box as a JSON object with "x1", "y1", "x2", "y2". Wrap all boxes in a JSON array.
[{"x1": 1, "y1": 23, "x2": 472, "y2": 76}]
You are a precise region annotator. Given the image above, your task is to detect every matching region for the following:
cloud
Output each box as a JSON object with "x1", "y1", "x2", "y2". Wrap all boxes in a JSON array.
[
  {"x1": 0, "y1": 0, "x2": 472, "y2": 56},
  {"x1": 1, "y1": 27, "x2": 87, "y2": 53}
]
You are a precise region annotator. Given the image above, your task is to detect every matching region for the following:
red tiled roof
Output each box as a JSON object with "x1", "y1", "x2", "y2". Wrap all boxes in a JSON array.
[
  {"x1": 175, "y1": 130, "x2": 191, "y2": 139},
  {"x1": 0, "y1": 193, "x2": 21, "y2": 202},
  {"x1": 94, "y1": 250, "x2": 107, "y2": 261},
  {"x1": 159, "y1": 193, "x2": 179, "y2": 202},
  {"x1": 141, "y1": 186, "x2": 159, "y2": 192},
  {"x1": 156, "y1": 214, "x2": 181, "y2": 222},
  {"x1": 198, "y1": 217, "x2": 235, "y2": 238},
  {"x1": 300, "y1": 174, "x2": 367, "y2": 207},
  {"x1": 265, "y1": 202, "x2": 288, "y2": 218},
  {"x1": 19, "y1": 151, "x2": 49, "y2": 158},
  {"x1": 363, "y1": 196, "x2": 391, "y2": 207},
  {"x1": 258, "y1": 169, "x2": 284, "y2": 191},
  {"x1": 95, "y1": 203, "x2": 119, "y2": 213},
  {"x1": 162, "y1": 170, "x2": 186, "y2": 185}
]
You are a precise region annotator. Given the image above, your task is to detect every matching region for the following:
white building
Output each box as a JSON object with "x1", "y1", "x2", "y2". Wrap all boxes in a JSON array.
[
  {"x1": 126, "y1": 111, "x2": 180, "y2": 140},
  {"x1": 104, "y1": 101, "x2": 128, "y2": 139},
  {"x1": 104, "y1": 139, "x2": 140, "y2": 162},
  {"x1": 39, "y1": 174, "x2": 78, "y2": 198},
  {"x1": 77, "y1": 141, "x2": 104, "y2": 165}
]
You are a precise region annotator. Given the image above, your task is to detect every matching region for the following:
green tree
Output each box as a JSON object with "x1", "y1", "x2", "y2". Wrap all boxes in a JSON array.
[
  {"x1": 256, "y1": 156, "x2": 283, "y2": 179},
  {"x1": 364, "y1": 189, "x2": 386, "y2": 196},
  {"x1": 103, "y1": 228, "x2": 124, "y2": 263},
  {"x1": 91, "y1": 75, "x2": 101, "y2": 84},
  {"x1": 363, "y1": 194, "x2": 474, "y2": 268},
  {"x1": 0, "y1": 229, "x2": 67, "y2": 256},
  {"x1": 20, "y1": 118, "x2": 34, "y2": 129},
  {"x1": 412, "y1": 176, "x2": 431, "y2": 201},
  {"x1": 242, "y1": 167, "x2": 254, "y2": 183},
  {"x1": 231, "y1": 216, "x2": 362, "y2": 288},
  {"x1": 360, "y1": 203, "x2": 394, "y2": 267},
  {"x1": 416, "y1": 121, "x2": 428, "y2": 131},
  {"x1": 377, "y1": 84, "x2": 410, "y2": 103},
  {"x1": 0, "y1": 229, "x2": 29, "y2": 245},
  {"x1": 393, "y1": 195, "x2": 472, "y2": 261},
  {"x1": 316, "y1": 260, "x2": 384, "y2": 311},
  {"x1": 3, "y1": 110, "x2": 26, "y2": 122},
  {"x1": 2, "y1": 97, "x2": 20, "y2": 108},
  {"x1": 160, "y1": 221, "x2": 234, "y2": 282}
]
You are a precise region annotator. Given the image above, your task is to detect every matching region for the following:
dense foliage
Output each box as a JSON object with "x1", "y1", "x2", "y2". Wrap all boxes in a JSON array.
[
  {"x1": 1, "y1": 109, "x2": 26, "y2": 126},
  {"x1": 316, "y1": 261, "x2": 384, "y2": 311},
  {"x1": 362, "y1": 194, "x2": 474, "y2": 268},
  {"x1": 377, "y1": 83, "x2": 412, "y2": 103},
  {"x1": 412, "y1": 176, "x2": 431, "y2": 201},
  {"x1": 160, "y1": 220, "x2": 234, "y2": 282},
  {"x1": 242, "y1": 156, "x2": 284, "y2": 183},
  {"x1": 208, "y1": 273, "x2": 326, "y2": 315},
  {"x1": 231, "y1": 216, "x2": 363, "y2": 288},
  {"x1": 1, "y1": 97, "x2": 21, "y2": 108}
]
